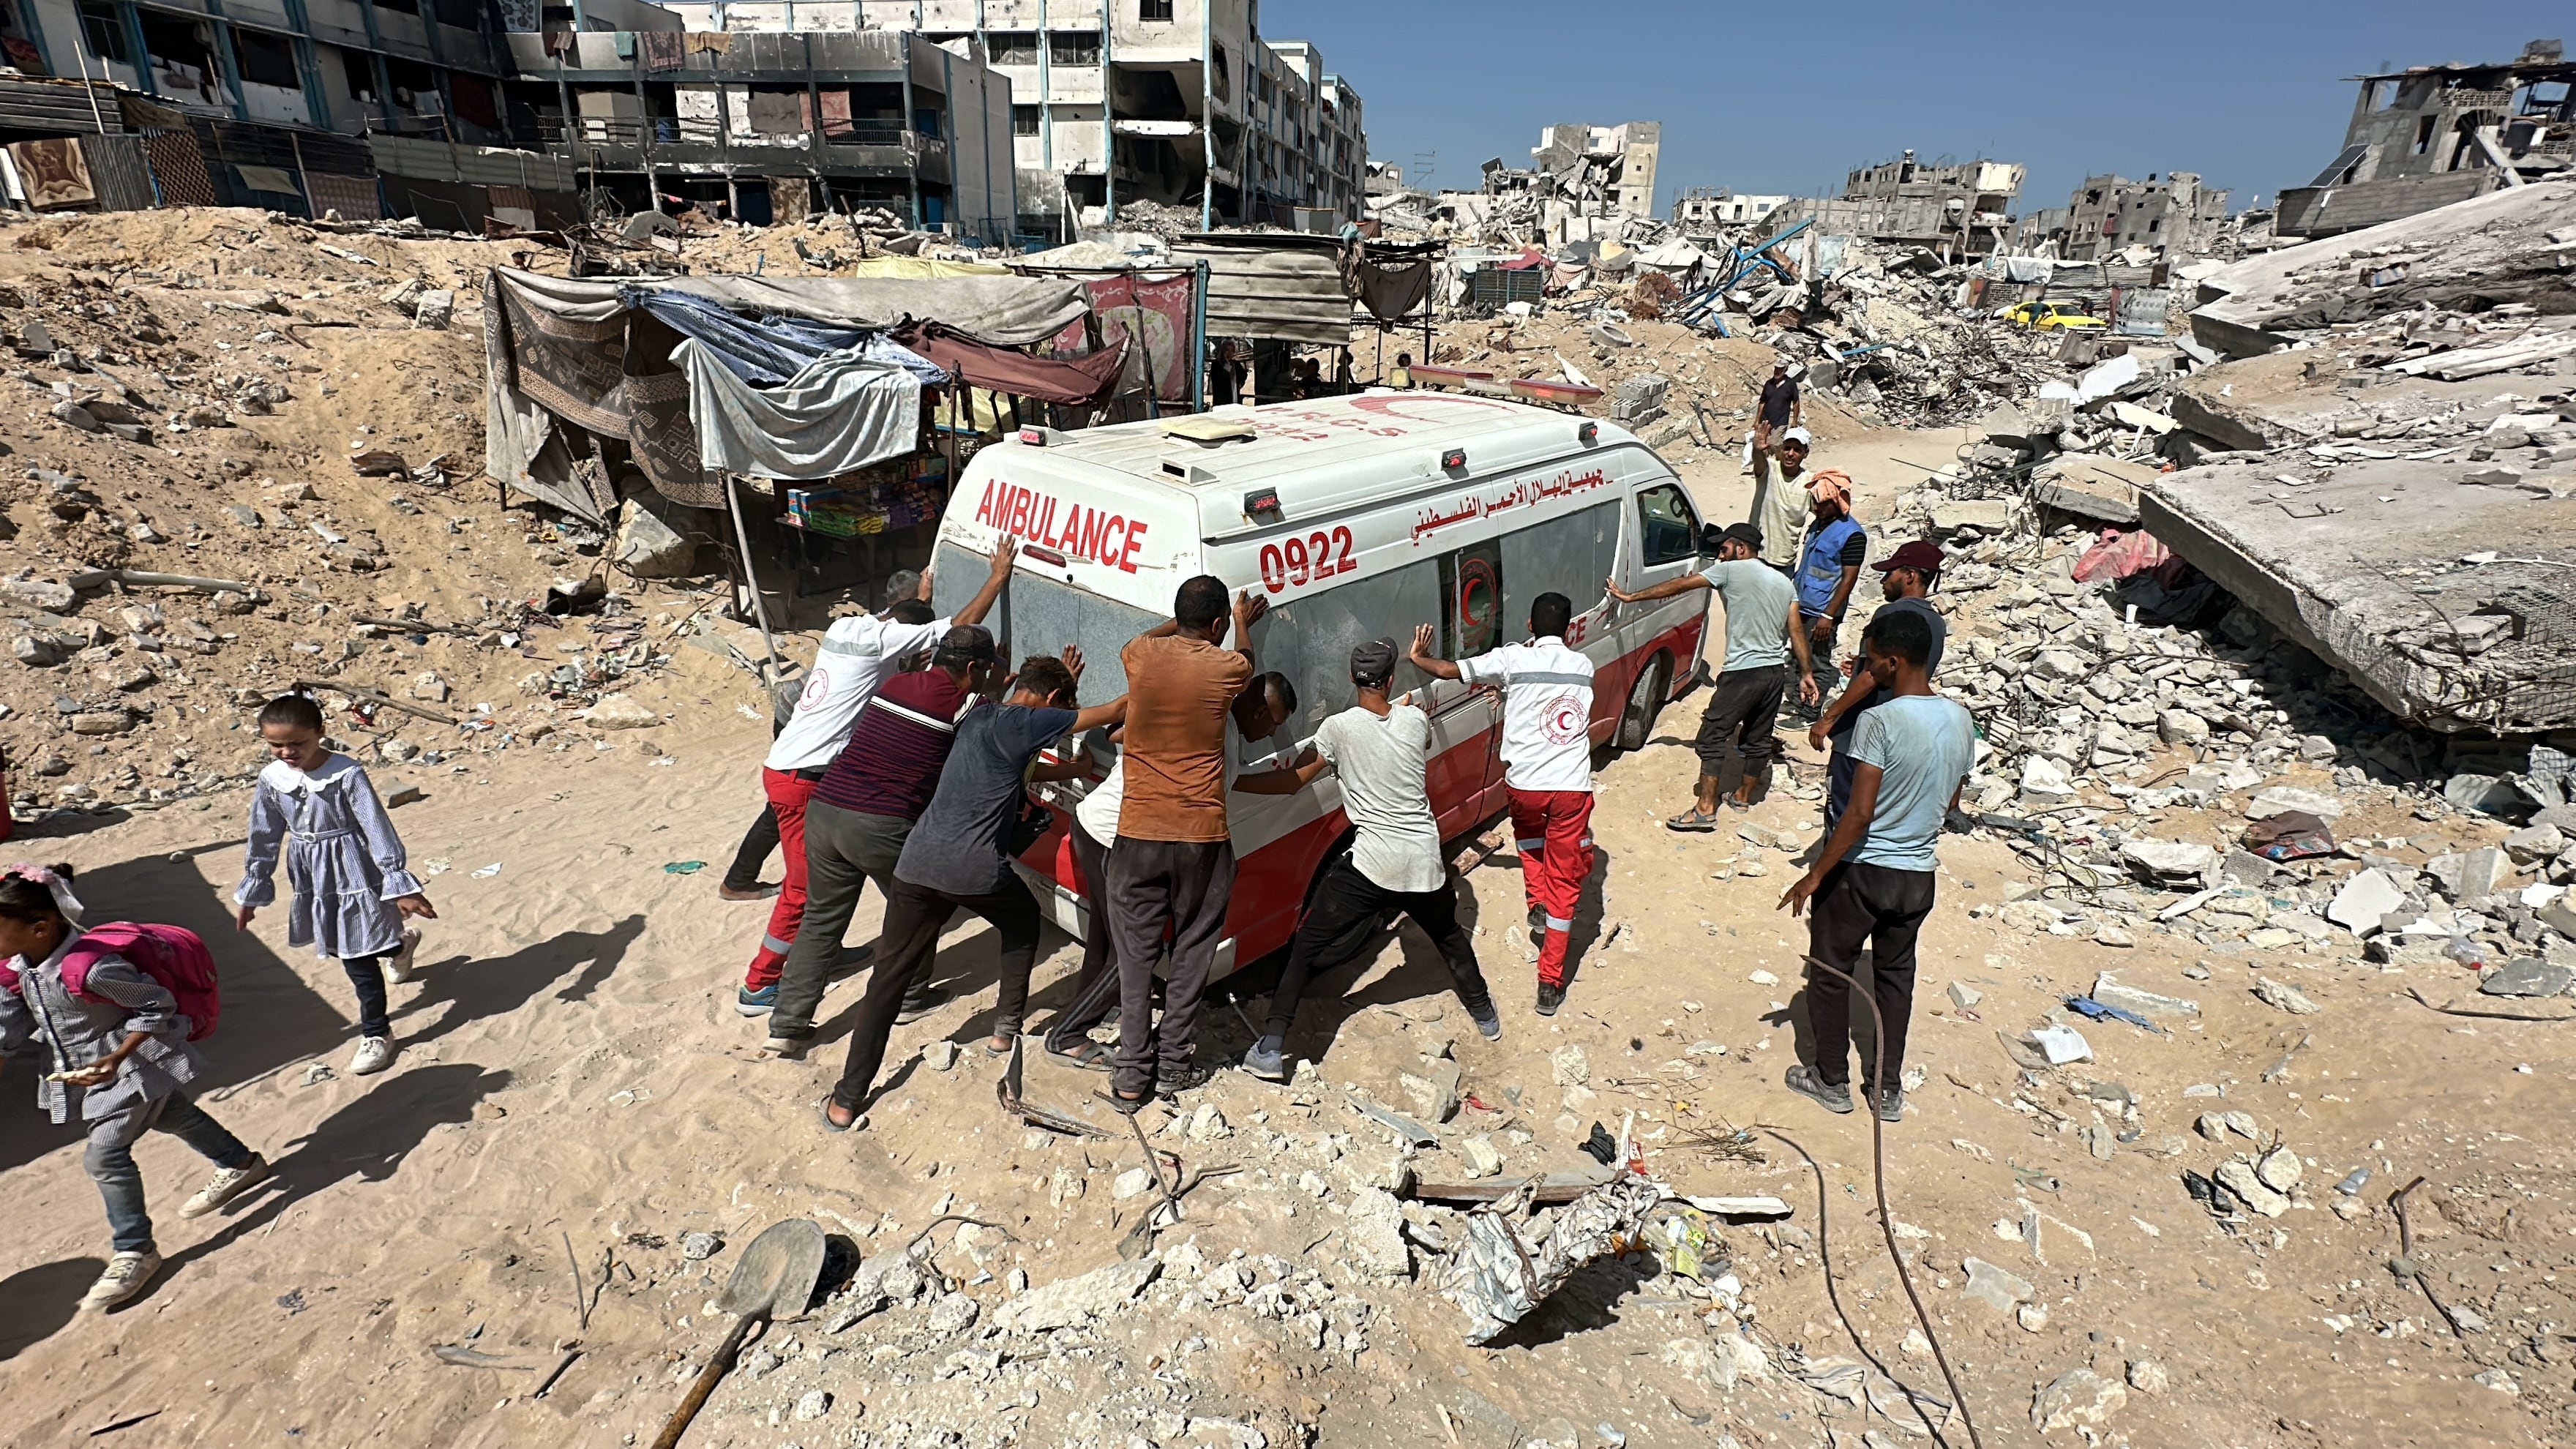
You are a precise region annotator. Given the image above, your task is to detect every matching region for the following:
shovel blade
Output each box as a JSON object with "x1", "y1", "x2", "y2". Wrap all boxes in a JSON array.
[{"x1": 715, "y1": 1218, "x2": 828, "y2": 1320}]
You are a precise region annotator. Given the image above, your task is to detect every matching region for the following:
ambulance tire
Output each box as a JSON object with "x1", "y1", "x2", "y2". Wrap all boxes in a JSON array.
[{"x1": 1614, "y1": 653, "x2": 1671, "y2": 753}]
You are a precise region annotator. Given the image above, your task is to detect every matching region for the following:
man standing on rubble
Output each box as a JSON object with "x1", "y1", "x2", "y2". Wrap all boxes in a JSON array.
[
  {"x1": 1778, "y1": 609, "x2": 1974, "y2": 1123},
  {"x1": 1753, "y1": 356, "x2": 1803, "y2": 463},
  {"x1": 1811, "y1": 540, "x2": 1949, "y2": 830},
  {"x1": 1748, "y1": 427, "x2": 1816, "y2": 574},
  {"x1": 733, "y1": 543, "x2": 1017, "y2": 1019},
  {"x1": 1794, "y1": 472, "x2": 1867, "y2": 711},
  {"x1": 1409, "y1": 592, "x2": 1595, "y2": 1016},
  {"x1": 1609, "y1": 523, "x2": 1816, "y2": 825}
]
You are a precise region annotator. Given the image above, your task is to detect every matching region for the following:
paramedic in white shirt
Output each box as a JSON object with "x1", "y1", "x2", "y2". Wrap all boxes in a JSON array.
[
  {"x1": 1408, "y1": 591, "x2": 1595, "y2": 1016},
  {"x1": 733, "y1": 540, "x2": 1016, "y2": 1017}
]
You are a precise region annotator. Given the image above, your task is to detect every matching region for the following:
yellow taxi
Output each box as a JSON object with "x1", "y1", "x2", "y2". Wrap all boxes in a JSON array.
[{"x1": 2002, "y1": 301, "x2": 2108, "y2": 332}]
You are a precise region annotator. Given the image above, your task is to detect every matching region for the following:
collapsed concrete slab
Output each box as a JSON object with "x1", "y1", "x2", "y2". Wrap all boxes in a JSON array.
[
  {"x1": 2140, "y1": 456, "x2": 2576, "y2": 732},
  {"x1": 2031, "y1": 454, "x2": 2153, "y2": 525}
]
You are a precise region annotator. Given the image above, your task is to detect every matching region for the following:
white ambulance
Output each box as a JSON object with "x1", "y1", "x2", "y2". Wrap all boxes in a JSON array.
[{"x1": 928, "y1": 391, "x2": 1715, "y2": 976}]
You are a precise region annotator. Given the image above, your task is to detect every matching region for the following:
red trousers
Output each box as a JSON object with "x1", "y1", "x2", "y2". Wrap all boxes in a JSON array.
[
  {"x1": 744, "y1": 766, "x2": 817, "y2": 991},
  {"x1": 1508, "y1": 788, "x2": 1595, "y2": 987}
]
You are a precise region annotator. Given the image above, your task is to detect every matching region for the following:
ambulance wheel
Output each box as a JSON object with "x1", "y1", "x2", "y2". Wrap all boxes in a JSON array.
[{"x1": 1614, "y1": 654, "x2": 1669, "y2": 752}]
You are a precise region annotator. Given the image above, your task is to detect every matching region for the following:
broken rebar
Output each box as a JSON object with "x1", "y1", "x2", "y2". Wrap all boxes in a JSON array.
[{"x1": 2387, "y1": 1175, "x2": 2465, "y2": 1336}]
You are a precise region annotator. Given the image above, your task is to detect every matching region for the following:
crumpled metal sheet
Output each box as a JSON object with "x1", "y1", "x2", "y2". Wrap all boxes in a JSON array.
[{"x1": 1434, "y1": 1174, "x2": 1665, "y2": 1344}]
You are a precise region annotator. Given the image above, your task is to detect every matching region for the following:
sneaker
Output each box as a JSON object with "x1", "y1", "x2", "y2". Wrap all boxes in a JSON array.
[
  {"x1": 895, "y1": 986, "x2": 950, "y2": 1025},
  {"x1": 1535, "y1": 982, "x2": 1565, "y2": 1017},
  {"x1": 383, "y1": 928, "x2": 422, "y2": 984},
  {"x1": 1240, "y1": 1038, "x2": 1289, "y2": 1082},
  {"x1": 80, "y1": 1250, "x2": 162, "y2": 1312},
  {"x1": 1784, "y1": 1064, "x2": 1855, "y2": 1115},
  {"x1": 828, "y1": 943, "x2": 875, "y2": 984},
  {"x1": 350, "y1": 1036, "x2": 394, "y2": 1076},
  {"x1": 1156, "y1": 1061, "x2": 1218, "y2": 1096},
  {"x1": 1873, "y1": 1085, "x2": 1905, "y2": 1123},
  {"x1": 735, "y1": 984, "x2": 779, "y2": 1017},
  {"x1": 758, "y1": 1034, "x2": 811, "y2": 1060},
  {"x1": 179, "y1": 1154, "x2": 273, "y2": 1219},
  {"x1": 1469, "y1": 1001, "x2": 1504, "y2": 1041}
]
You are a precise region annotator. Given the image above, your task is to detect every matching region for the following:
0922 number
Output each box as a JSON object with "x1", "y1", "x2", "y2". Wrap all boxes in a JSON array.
[{"x1": 1259, "y1": 527, "x2": 1357, "y2": 594}]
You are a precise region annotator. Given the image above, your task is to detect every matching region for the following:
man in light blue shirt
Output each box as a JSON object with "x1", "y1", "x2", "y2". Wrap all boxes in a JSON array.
[{"x1": 1776, "y1": 608, "x2": 1974, "y2": 1123}]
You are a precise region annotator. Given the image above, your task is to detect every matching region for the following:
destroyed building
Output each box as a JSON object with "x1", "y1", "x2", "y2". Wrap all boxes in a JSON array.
[
  {"x1": 2276, "y1": 37, "x2": 2574, "y2": 238},
  {"x1": 512, "y1": 19, "x2": 1016, "y2": 237},
  {"x1": 1433, "y1": 120, "x2": 1660, "y2": 248},
  {"x1": 678, "y1": 1, "x2": 1369, "y2": 239},
  {"x1": 1672, "y1": 187, "x2": 1791, "y2": 231},
  {"x1": 2055, "y1": 172, "x2": 2231, "y2": 261},
  {"x1": 1767, "y1": 151, "x2": 2023, "y2": 260}
]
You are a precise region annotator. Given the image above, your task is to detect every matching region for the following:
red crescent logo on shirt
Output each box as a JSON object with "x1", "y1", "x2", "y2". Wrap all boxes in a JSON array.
[
  {"x1": 798, "y1": 673, "x2": 831, "y2": 708},
  {"x1": 1543, "y1": 691, "x2": 1585, "y2": 744}
]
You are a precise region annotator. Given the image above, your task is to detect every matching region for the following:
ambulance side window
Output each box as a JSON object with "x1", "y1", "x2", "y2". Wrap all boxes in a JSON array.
[
  {"x1": 1500, "y1": 501, "x2": 1621, "y2": 639},
  {"x1": 1248, "y1": 557, "x2": 1442, "y2": 743},
  {"x1": 1636, "y1": 484, "x2": 1700, "y2": 566}
]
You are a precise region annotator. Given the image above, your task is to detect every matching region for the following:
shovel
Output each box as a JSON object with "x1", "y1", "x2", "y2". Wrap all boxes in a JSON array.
[{"x1": 646, "y1": 1218, "x2": 827, "y2": 1449}]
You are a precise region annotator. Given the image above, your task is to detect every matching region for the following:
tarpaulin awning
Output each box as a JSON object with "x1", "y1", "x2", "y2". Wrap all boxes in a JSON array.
[
  {"x1": 624, "y1": 288, "x2": 951, "y2": 388},
  {"x1": 1172, "y1": 232, "x2": 1354, "y2": 346},
  {"x1": 843, "y1": 255, "x2": 1013, "y2": 279},
  {"x1": 1494, "y1": 247, "x2": 1549, "y2": 272},
  {"x1": 493, "y1": 266, "x2": 1090, "y2": 347},
  {"x1": 1355, "y1": 258, "x2": 1431, "y2": 322},
  {"x1": 676, "y1": 338, "x2": 921, "y2": 480},
  {"x1": 890, "y1": 318, "x2": 1127, "y2": 408}
]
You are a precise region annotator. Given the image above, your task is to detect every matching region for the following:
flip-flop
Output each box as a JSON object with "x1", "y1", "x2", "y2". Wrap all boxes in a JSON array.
[
  {"x1": 1046, "y1": 1038, "x2": 1112, "y2": 1072},
  {"x1": 1665, "y1": 809, "x2": 1726, "y2": 832},
  {"x1": 817, "y1": 1098, "x2": 865, "y2": 1134},
  {"x1": 1108, "y1": 1087, "x2": 1152, "y2": 1116},
  {"x1": 984, "y1": 1036, "x2": 1016, "y2": 1058}
]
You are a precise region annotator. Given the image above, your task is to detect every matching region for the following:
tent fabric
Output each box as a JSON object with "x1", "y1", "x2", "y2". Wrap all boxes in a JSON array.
[
  {"x1": 1354, "y1": 258, "x2": 1431, "y2": 322},
  {"x1": 890, "y1": 319, "x2": 1128, "y2": 408},
  {"x1": 626, "y1": 287, "x2": 952, "y2": 386},
  {"x1": 676, "y1": 338, "x2": 921, "y2": 480},
  {"x1": 1172, "y1": 233, "x2": 1354, "y2": 346},
  {"x1": 493, "y1": 266, "x2": 1089, "y2": 347},
  {"x1": 843, "y1": 255, "x2": 1012, "y2": 279}
]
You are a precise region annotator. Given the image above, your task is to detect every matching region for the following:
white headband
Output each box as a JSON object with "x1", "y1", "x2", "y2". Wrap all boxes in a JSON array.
[{"x1": 4, "y1": 864, "x2": 84, "y2": 925}]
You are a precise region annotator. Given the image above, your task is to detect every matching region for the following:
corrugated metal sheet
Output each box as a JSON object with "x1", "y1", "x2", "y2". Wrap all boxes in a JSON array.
[
  {"x1": 368, "y1": 133, "x2": 575, "y2": 192},
  {"x1": 0, "y1": 78, "x2": 126, "y2": 135},
  {"x1": 1173, "y1": 233, "x2": 1352, "y2": 345},
  {"x1": 80, "y1": 135, "x2": 155, "y2": 211}
]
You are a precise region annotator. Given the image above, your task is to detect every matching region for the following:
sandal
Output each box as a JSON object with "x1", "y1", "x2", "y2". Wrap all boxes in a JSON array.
[
  {"x1": 984, "y1": 1035, "x2": 1016, "y2": 1058},
  {"x1": 1107, "y1": 1087, "x2": 1152, "y2": 1116},
  {"x1": 817, "y1": 1098, "x2": 866, "y2": 1134},
  {"x1": 1045, "y1": 1037, "x2": 1112, "y2": 1072},
  {"x1": 1665, "y1": 809, "x2": 1726, "y2": 832}
]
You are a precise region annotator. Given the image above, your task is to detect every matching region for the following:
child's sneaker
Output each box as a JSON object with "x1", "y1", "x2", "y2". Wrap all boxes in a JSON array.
[
  {"x1": 179, "y1": 1155, "x2": 274, "y2": 1218},
  {"x1": 79, "y1": 1250, "x2": 162, "y2": 1311},
  {"x1": 383, "y1": 929, "x2": 423, "y2": 984},
  {"x1": 351, "y1": 1036, "x2": 395, "y2": 1075},
  {"x1": 735, "y1": 984, "x2": 779, "y2": 1017}
]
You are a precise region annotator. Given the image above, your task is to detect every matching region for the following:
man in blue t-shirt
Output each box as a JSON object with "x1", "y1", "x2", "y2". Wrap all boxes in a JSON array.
[
  {"x1": 823, "y1": 652, "x2": 1127, "y2": 1134},
  {"x1": 1810, "y1": 539, "x2": 1949, "y2": 830},
  {"x1": 1793, "y1": 472, "x2": 1867, "y2": 715},
  {"x1": 1777, "y1": 608, "x2": 1974, "y2": 1124}
]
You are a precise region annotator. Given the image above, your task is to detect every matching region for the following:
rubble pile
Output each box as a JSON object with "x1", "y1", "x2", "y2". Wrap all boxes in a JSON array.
[{"x1": 0, "y1": 206, "x2": 742, "y2": 831}]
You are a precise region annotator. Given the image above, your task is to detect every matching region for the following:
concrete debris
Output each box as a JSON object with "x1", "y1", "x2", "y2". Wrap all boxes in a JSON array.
[
  {"x1": 1962, "y1": 1256, "x2": 2035, "y2": 1311},
  {"x1": 2253, "y1": 977, "x2": 2322, "y2": 1015},
  {"x1": 2032, "y1": 1366, "x2": 2129, "y2": 1434},
  {"x1": 994, "y1": 1254, "x2": 1161, "y2": 1335}
]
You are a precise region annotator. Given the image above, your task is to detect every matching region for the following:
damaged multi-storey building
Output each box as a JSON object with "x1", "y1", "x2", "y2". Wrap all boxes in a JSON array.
[
  {"x1": 1436, "y1": 121, "x2": 1660, "y2": 247},
  {"x1": 1767, "y1": 151, "x2": 2023, "y2": 260},
  {"x1": 2014, "y1": 172, "x2": 2231, "y2": 261},
  {"x1": 1671, "y1": 187, "x2": 1791, "y2": 231},
  {"x1": 2276, "y1": 37, "x2": 2574, "y2": 237},
  {"x1": 678, "y1": 1, "x2": 1368, "y2": 238}
]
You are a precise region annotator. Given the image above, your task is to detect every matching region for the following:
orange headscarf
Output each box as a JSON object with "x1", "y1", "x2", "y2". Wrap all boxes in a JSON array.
[{"x1": 1804, "y1": 468, "x2": 1854, "y2": 512}]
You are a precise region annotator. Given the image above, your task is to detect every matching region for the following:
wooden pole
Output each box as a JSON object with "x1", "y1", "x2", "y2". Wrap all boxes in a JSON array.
[{"x1": 723, "y1": 474, "x2": 782, "y2": 683}]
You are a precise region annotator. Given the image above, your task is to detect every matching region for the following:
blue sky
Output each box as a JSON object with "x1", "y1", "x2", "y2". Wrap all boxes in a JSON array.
[{"x1": 1281, "y1": 1, "x2": 2559, "y2": 217}]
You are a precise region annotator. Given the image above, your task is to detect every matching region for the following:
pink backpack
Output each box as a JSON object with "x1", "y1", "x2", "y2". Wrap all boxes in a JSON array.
[{"x1": 7, "y1": 923, "x2": 225, "y2": 1041}]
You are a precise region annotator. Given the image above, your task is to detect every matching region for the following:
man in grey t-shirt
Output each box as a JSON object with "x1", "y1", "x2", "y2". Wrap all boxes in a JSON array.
[
  {"x1": 1609, "y1": 521, "x2": 1816, "y2": 829},
  {"x1": 1811, "y1": 539, "x2": 1949, "y2": 830},
  {"x1": 1777, "y1": 607, "x2": 1974, "y2": 1125},
  {"x1": 1242, "y1": 640, "x2": 1500, "y2": 1082}
]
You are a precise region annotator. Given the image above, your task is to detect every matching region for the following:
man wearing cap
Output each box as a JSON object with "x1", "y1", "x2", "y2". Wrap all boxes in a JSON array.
[
  {"x1": 1812, "y1": 540, "x2": 1949, "y2": 829},
  {"x1": 760, "y1": 623, "x2": 1007, "y2": 1057},
  {"x1": 1749, "y1": 427, "x2": 1816, "y2": 574},
  {"x1": 1794, "y1": 472, "x2": 1868, "y2": 712},
  {"x1": 1409, "y1": 592, "x2": 1595, "y2": 1016},
  {"x1": 1609, "y1": 523, "x2": 1816, "y2": 827},
  {"x1": 1242, "y1": 639, "x2": 1500, "y2": 1082},
  {"x1": 733, "y1": 542, "x2": 1019, "y2": 1019},
  {"x1": 1753, "y1": 355, "x2": 1804, "y2": 463}
]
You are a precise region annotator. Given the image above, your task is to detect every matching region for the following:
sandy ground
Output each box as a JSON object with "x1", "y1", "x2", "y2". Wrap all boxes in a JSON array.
[{"x1": 7, "y1": 424, "x2": 2575, "y2": 1449}]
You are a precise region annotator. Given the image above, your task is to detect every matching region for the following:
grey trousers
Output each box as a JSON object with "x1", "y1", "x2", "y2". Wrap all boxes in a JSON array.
[
  {"x1": 771, "y1": 800, "x2": 913, "y2": 1039},
  {"x1": 1106, "y1": 836, "x2": 1237, "y2": 1098},
  {"x1": 88, "y1": 1090, "x2": 252, "y2": 1253}
]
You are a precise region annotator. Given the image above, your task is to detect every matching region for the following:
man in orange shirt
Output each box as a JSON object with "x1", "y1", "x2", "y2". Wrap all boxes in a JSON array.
[{"x1": 1106, "y1": 574, "x2": 1267, "y2": 1109}]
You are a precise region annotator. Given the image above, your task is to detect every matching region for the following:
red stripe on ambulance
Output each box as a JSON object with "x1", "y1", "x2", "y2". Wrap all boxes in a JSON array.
[{"x1": 973, "y1": 479, "x2": 1149, "y2": 574}]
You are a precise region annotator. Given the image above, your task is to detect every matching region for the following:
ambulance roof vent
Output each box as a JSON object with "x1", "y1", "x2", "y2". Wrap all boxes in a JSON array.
[{"x1": 1161, "y1": 414, "x2": 1259, "y2": 448}]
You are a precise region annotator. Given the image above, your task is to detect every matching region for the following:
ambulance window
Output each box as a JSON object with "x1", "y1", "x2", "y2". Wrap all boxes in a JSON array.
[
  {"x1": 930, "y1": 542, "x2": 1161, "y2": 701},
  {"x1": 1501, "y1": 501, "x2": 1621, "y2": 633},
  {"x1": 1636, "y1": 484, "x2": 1700, "y2": 566},
  {"x1": 1438, "y1": 544, "x2": 1504, "y2": 659},
  {"x1": 1250, "y1": 557, "x2": 1441, "y2": 741}
]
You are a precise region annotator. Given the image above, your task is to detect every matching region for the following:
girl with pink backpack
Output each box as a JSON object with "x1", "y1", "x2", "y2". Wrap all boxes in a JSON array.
[{"x1": 0, "y1": 864, "x2": 271, "y2": 1313}]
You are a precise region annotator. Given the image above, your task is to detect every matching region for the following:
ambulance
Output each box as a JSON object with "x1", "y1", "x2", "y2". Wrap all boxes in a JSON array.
[{"x1": 927, "y1": 390, "x2": 1715, "y2": 978}]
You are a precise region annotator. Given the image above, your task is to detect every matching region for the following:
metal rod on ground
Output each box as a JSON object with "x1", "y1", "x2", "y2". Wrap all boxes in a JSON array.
[
  {"x1": 1802, "y1": 954, "x2": 1984, "y2": 1449},
  {"x1": 723, "y1": 474, "x2": 782, "y2": 684}
]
